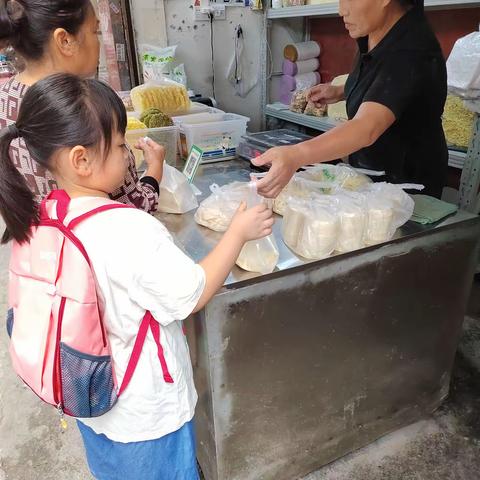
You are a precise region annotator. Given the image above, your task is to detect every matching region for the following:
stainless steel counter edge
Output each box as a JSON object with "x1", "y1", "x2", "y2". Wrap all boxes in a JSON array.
[{"x1": 155, "y1": 160, "x2": 479, "y2": 291}]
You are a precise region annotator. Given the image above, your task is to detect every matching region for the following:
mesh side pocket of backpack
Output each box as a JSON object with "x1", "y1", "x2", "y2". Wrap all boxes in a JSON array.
[
  {"x1": 6, "y1": 308, "x2": 14, "y2": 338},
  {"x1": 60, "y1": 343, "x2": 117, "y2": 418}
]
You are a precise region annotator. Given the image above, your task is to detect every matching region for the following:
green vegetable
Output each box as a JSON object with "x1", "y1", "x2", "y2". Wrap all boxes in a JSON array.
[{"x1": 139, "y1": 108, "x2": 174, "y2": 128}]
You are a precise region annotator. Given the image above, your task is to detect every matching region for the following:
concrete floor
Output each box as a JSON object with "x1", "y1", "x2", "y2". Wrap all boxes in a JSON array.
[{"x1": 1, "y1": 242, "x2": 480, "y2": 480}]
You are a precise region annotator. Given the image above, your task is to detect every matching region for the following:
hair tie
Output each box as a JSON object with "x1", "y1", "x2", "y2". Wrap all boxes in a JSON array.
[{"x1": 8, "y1": 123, "x2": 19, "y2": 139}]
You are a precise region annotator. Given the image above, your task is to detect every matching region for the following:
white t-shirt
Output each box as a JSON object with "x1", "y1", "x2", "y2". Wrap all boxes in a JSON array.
[{"x1": 72, "y1": 198, "x2": 206, "y2": 443}]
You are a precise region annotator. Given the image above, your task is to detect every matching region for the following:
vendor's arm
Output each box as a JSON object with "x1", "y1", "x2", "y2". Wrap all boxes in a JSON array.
[
  {"x1": 254, "y1": 51, "x2": 424, "y2": 198},
  {"x1": 253, "y1": 101, "x2": 395, "y2": 198}
]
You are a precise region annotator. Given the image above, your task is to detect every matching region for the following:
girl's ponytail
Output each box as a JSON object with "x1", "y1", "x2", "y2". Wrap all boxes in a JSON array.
[{"x1": 0, "y1": 124, "x2": 38, "y2": 244}]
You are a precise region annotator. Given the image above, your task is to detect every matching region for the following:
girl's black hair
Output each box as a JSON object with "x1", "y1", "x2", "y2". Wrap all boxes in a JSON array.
[
  {"x1": 0, "y1": 73, "x2": 127, "y2": 244},
  {"x1": 0, "y1": 0, "x2": 91, "y2": 60}
]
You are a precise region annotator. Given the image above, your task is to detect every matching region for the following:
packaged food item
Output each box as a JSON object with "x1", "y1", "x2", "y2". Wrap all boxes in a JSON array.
[
  {"x1": 273, "y1": 176, "x2": 325, "y2": 216},
  {"x1": 140, "y1": 44, "x2": 187, "y2": 84},
  {"x1": 130, "y1": 80, "x2": 191, "y2": 115},
  {"x1": 442, "y1": 94, "x2": 474, "y2": 149},
  {"x1": 327, "y1": 74, "x2": 349, "y2": 121},
  {"x1": 157, "y1": 164, "x2": 198, "y2": 214},
  {"x1": 290, "y1": 90, "x2": 308, "y2": 114},
  {"x1": 304, "y1": 101, "x2": 327, "y2": 117},
  {"x1": 361, "y1": 183, "x2": 415, "y2": 245},
  {"x1": 282, "y1": 196, "x2": 339, "y2": 260},
  {"x1": 364, "y1": 202, "x2": 394, "y2": 245},
  {"x1": 236, "y1": 182, "x2": 279, "y2": 274},
  {"x1": 140, "y1": 108, "x2": 174, "y2": 128},
  {"x1": 195, "y1": 182, "x2": 251, "y2": 232},
  {"x1": 334, "y1": 192, "x2": 366, "y2": 253},
  {"x1": 299, "y1": 163, "x2": 372, "y2": 191}
]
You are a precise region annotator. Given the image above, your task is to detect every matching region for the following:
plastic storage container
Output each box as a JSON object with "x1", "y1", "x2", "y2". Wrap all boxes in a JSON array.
[
  {"x1": 172, "y1": 107, "x2": 225, "y2": 125},
  {"x1": 243, "y1": 129, "x2": 312, "y2": 148},
  {"x1": 175, "y1": 113, "x2": 250, "y2": 162},
  {"x1": 125, "y1": 125, "x2": 179, "y2": 170},
  {"x1": 237, "y1": 141, "x2": 268, "y2": 161}
]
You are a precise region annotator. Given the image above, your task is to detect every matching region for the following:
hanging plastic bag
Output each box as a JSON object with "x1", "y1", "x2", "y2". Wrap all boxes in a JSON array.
[
  {"x1": 446, "y1": 31, "x2": 480, "y2": 95},
  {"x1": 140, "y1": 44, "x2": 176, "y2": 82},
  {"x1": 236, "y1": 182, "x2": 279, "y2": 274},
  {"x1": 282, "y1": 194, "x2": 339, "y2": 260},
  {"x1": 157, "y1": 164, "x2": 198, "y2": 214},
  {"x1": 195, "y1": 182, "x2": 251, "y2": 232}
]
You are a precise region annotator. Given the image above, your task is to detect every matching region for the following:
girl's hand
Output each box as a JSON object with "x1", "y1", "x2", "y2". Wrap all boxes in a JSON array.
[
  {"x1": 229, "y1": 202, "x2": 274, "y2": 242},
  {"x1": 135, "y1": 137, "x2": 165, "y2": 183}
]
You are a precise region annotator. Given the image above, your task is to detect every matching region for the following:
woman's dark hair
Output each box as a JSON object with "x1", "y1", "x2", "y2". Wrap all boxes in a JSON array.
[
  {"x1": 0, "y1": 0, "x2": 91, "y2": 60},
  {"x1": 0, "y1": 73, "x2": 127, "y2": 244}
]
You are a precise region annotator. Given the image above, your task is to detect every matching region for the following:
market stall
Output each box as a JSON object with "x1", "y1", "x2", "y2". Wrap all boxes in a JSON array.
[{"x1": 156, "y1": 160, "x2": 480, "y2": 480}]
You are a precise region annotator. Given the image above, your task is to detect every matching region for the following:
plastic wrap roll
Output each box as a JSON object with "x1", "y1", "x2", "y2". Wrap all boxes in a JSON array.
[
  {"x1": 282, "y1": 58, "x2": 320, "y2": 76},
  {"x1": 296, "y1": 72, "x2": 321, "y2": 90},
  {"x1": 282, "y1": 72, "x2": 321, "y2": 92},
  {"x1": 284, "y1": 41, "x2": 321, "y2": 62}
]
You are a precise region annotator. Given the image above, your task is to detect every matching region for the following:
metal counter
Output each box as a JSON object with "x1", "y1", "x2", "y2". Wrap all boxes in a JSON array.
[{"x1": 155, "y1": 161, "x2": 480, "y2": 480}]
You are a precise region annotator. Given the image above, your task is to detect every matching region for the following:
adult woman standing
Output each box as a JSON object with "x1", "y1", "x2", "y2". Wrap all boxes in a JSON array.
[
  {"x1": 0, "y1": 0, "x2": 162, "y2": 212},
  {"x1": 254, "y1": 0, "x2": 448, "y2": 199}
]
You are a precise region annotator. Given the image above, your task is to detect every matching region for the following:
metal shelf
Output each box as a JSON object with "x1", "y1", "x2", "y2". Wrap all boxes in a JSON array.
[
  {"x1": 267, "y1": 0, "x2": 480, "y2": 18},
  {"x1": 266, "y1": 103, "x2": 466, "y2": 169},
  {"x1": 267, "y1": 3, "x2": 339, "y2": 18}
]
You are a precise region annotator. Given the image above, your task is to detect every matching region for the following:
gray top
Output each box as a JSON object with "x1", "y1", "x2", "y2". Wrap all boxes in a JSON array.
[{"x1": 154, "y1": 160, "x2": 476, "y2": 288}]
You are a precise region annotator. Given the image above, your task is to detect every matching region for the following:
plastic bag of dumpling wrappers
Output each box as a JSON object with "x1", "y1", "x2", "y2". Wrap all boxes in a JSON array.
[
  {"x1": 130, "y1": 79, "x2": 191, "y2": 115},
  {"x1": 195, "y1": 182, "x2": 251, "y2": 232},
  {"x1": 333, "y1": 191, "x2": 367, "y2": 253},
  {"x1": 273, "y1": 175, "x2": 329, "y2": 216},
  {"x1": 157, "y1": 164, "x2": 198, "y2": 214},
  {"x1": 360, "y1": 183, "x2": 419, "y2": 245},
  {"x1": 274, "y1": 164, "x2": 371, "y2": 216},
  {"x1": 236, "y1": 183, "x2": 279, "y2": 274},
  {"x1": 299, "y1": 163, "x2": 372, "y2": 191},
  {"x1": 447, "y1": 31, "x2": 480, "y2": 94},
  {"x1": 282, "y1": 194, "x2": 339, "y2": 260}
]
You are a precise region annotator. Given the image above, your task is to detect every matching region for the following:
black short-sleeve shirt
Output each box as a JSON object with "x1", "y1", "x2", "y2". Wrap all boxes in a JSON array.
[{"x1": 345, "y1": 7, "x2": 448, "y2": 198}]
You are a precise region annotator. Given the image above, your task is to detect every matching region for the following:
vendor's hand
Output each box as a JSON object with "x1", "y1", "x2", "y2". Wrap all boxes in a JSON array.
[
  {"x1": 307, "y1": 83, "x2": 343, "y2": 106},
  {"x1": 251, "y1": 146, "x2": 300, "y2": 198},
  {"x1": 135, "y1": 136, "x2": 165, "y2": 183},
  {"x1": 229, "y1": 202, "x2": 274, "y2": 242}
]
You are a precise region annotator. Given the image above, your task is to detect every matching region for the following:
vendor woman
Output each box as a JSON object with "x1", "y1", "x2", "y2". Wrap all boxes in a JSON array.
[{"x1": 254, "y1": 0, "x2": 447, "y2": 199}]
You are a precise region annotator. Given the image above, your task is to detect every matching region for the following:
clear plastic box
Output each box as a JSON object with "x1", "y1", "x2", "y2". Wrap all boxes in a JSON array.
[
  {"x1": 175, "y1": 113, "x2": 250, "y2": 161},
  {"x1": 125, "y1": 125, "x2": 179, "y2": 170}
]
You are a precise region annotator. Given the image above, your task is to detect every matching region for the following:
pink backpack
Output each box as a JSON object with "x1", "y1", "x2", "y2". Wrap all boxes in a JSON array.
[{"x1": 7, "y1": 190, "x2": 173, "y2": 421}]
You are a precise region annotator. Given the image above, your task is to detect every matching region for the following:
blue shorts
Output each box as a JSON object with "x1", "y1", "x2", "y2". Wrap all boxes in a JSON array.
[{"x1": 77, "y1": 420, "x2": 199, "y2": 480}]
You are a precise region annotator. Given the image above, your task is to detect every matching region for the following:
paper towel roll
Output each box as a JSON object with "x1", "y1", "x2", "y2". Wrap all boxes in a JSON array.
[
  {"x1": 282, "y1": 72, "x2": 321, "y2": 92},
  {"x1": 284, "y1": 41, "x2": 321, "y2": 62},
  {"x1": 282, "y1": 58, "x2": 320, "y2": 76}
]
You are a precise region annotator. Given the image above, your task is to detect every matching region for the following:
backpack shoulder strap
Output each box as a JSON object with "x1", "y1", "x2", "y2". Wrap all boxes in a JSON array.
[{"x1": 61, "y1": 196, "x2": 134, "y2": 230}]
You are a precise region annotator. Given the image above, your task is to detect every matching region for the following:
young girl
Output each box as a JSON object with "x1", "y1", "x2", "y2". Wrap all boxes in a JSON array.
[
  {"x1": 0, "y1": 0, "x2": 161, "y2": 212},
  {"x1": 0, "y1": 73, "x2": 274, "y2": 479}
]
